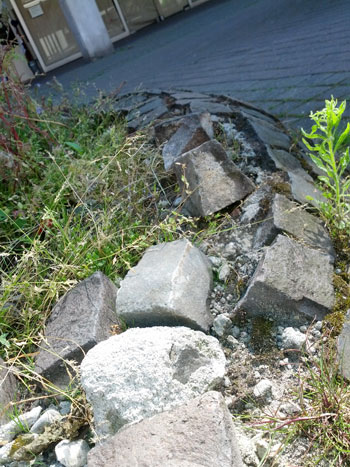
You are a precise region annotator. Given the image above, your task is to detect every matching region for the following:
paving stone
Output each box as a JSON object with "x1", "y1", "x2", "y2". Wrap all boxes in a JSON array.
[
  {"x1": 174, "y1": 140, "x2": 255, "y2": 216},
  {"x1": 112, "y1": 93, "x2": 149, "y2": 113},
  {"x1": 337, "y1": 311, "x2": 350, "y2": 381},
  {"x1": 162, "y1": 112, "x2": 214, "y2": 171},
  {"x1": 35, "y1": 271, "x2": 118, "y2": 387},
  {"x1": 190, "y1": 99, "x2": 233, "y2": 116},
  {"x1": 116, "y1": 239, "x2": 213, "y2": 332},
  {"x1": 254, "y1": 193, "x2": 334, "y2": 257},
  {"x1": 171, "y1": 91, "x2": 209, "y2": 100},
  {"x1": 81, "y1": 327, "x2": 226, "y2": 437},
  {"x1": 248, "y1": 117, "x2": 291, "y2": 150},
  {"x1": 0, "y1": 358, "x2": 18, "y2": 424},
  {"x1": 127, "y1": 97, "x2": 169, "y2": 130},
  {"x1": 87, "y1": 391, "x2": 244, "y2": 467},
  {"x1": 235, "y1": 235, "x2": 334, "y2": 326}
]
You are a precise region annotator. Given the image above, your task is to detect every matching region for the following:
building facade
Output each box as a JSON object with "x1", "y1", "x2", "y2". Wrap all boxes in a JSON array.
[{"x1": 5, "y1": 0, "x2": 210, "y2": 73}]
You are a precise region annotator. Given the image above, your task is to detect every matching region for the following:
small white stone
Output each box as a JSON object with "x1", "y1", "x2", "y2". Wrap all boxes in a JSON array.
[
  {"x1": 212, "y1": 314, "x2": 232, "y2": 337},
  {"x1": 255, "y1": 438, "x2": 269, "y2": 460},
  {"x1": 55, "y1": 439, "x2": 90, "y2": 467},
  {"x1": 253, "y1": 379, "x2": 273, "y2": 402},
  {"x1": 31, "y1": 409, "x2": 62, "y2": 434},
  {"x1": 226, "y1": 335, "x2": 239, "y2": 350},
  {"x1": 299, "y1": 325, "x2": 308, "y2": 333},
  {"x1": 208, "y1": 256, "x2": 222, "y2": 268},
  {"x1": 224, "y1": 376, "x2": 231, "y2": 388},
  {"x1": 281, "y1": 327, "x2": 306, "y2": 350},
  {"x1": 0, "y1": 441, "x2": 14, "y2": 465},
  {"x1": 59, "y1": 401, "x2": 72, "y2": 416},
  {"x1": 314, "y1": 321, "x2": 323, "y2": 331},
  {"x1": 218, "y1": 263, "x2": 231, "y2": 282}
]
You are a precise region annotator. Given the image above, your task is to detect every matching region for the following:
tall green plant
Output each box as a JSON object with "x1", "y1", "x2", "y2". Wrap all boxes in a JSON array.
[{"x1": 302, "y1": 97, "x2": 350, "y2": 229}]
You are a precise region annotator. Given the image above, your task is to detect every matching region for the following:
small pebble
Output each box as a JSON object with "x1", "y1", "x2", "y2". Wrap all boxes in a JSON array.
[
  {"x1": 299, "y1": 325, "x2": 308, "y2": 333},
  {"x1": 231, "y1": 326, "x2": 240, "y2": 338},
  {"x1": 314, "y1": 321, "x2": 323, "y2": 331}
]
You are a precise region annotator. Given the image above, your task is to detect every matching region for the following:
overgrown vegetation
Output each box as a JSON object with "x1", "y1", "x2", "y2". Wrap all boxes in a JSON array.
[{"x1": 0, "y1": 51, "x2": 195, "y2": 373}]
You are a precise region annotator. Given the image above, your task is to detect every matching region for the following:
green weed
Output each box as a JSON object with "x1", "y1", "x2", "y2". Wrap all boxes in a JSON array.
[{"x1": 302, "y1": 97, "x2": 350, "y2": 230}]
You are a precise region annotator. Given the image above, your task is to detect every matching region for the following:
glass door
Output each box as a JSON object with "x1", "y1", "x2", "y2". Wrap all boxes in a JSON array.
[
  {"x1": 117, "y1": 0, "x2": 158, "y2": 33},
  {"x1": 96, "y1": 0, "x2": 129, "y2": 41},
  {"x1": 10, "y1": 0, "x2": 81, "y2": 71}
]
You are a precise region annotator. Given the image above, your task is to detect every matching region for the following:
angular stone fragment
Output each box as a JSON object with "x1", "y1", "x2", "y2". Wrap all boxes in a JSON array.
[
  {"x1": 87, "y1": 391, "x2": 244, "y2": 467},
  {"x1": 55, "y1": 439, "x2": 90, "y2": 467},
  {"x1": 248, "y1": 117, "x2": 291, "y2": 150},
  {"x1": 30, "y1": 409, "x2": 62, "y2": 434},
  {"x1": 255, "y1": 193, "x2": 334, "y2": 257},
  {"x1": 266, "y1": 146, "x2": 307, "y2": 174},
  {"x1": 235, "y1": 235, "x2": 334, "y2": 326},
  {"x1": 35, "y1": 271, "x2": 118, "y2": 386},
  {"x1": 0, "y1": 406, "x2": 42, "y2": 444},
  {"x1": 116, "y1": 239, "x2": 213, "y2": 332},
  {"x1": 337, "y1": 311, "x2": 350, "y2": 380},
  {"x1": 81, "y1": 326, "x2": 226, "y2": 437},
  {"x1": 0, "y1": 358, "x2": 18, "y2": 423},
  {"x1": 174, "y1": 140, "x2": 255, "y2": 216},
  {"x1": 162, "y1": 112, "x2": 213, "y2": 171},
  {"x1": 288, "y1": 171, "x2": 324, "y2": 207}
]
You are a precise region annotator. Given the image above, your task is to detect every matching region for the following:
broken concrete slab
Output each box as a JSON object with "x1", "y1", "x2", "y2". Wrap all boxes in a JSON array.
[
  {"x1": 235, "y1": 235, "x2": 334, "y2": 326},
  {"x1": 35, "y1": 271, "x2": 118, "y2": 387},
  {"x1": 174, "y1": 140, "x2": 255, "y2": 216},
  {"x1": 254, "y1": 193, "x2": 334, "y2": 257},
  {"x1": 80, "y1": 327, "x2": 226, "y2": 437},
  {"x1": 0, "y1": 358, "x2": 18, "y2": 423},
  {"x1": 116, "y1": 239, "x2": 213, "y2": 332},
  {"x1": 87, "y1": 391, "x2": 244, "y2": 467},
  {"x1": 162, "y1": 112, "x2": 213, "y2": 170}
]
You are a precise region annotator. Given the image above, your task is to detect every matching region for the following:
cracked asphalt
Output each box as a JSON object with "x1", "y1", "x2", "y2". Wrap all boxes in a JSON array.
[{"x1": 37, "y1": 0, "x2": 350, "y2": 130}]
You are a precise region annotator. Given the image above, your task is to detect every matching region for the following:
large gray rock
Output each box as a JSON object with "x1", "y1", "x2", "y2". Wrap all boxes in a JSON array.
[
  {"x1": 255, "y1": 193, "x2": 334, "y2": 257},
  {"x1": 162, "y1": 113, "x2": 213, "y2": 171},
  {"x1": 337, "y1": 311, "x2": 350, "y2": 380},
  {"x1": 116, "y1": 239, "x2": 213, "y2": 332},
  {"x1": 174, "y1": 140, "x2": 255, "y2": 216},
  {"x1": 87, "y1": 391, "x2": 244, "y2": 467},
  {"x1": 35, "y1": 271, "x2": 118, "y2": 386},
  {"x1": 0, "y1": 358, "x2": 18, "y2": 423},
  {"x1": 80, "y1": 326, "x2": 226, "y2": 437},
  {"x1": 235, "y1": 235, "x2": 334, "y2": 325}
]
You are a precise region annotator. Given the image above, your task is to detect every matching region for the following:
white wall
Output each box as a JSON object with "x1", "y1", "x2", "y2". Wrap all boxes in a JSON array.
[{"x1": 59, "y1": 0, "x2": 113, "y2": 59}]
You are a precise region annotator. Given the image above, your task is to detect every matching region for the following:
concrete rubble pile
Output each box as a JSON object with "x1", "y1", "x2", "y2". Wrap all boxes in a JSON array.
[{"x1": 1, "y1": 91, "x2": 346, "y2": 467}]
